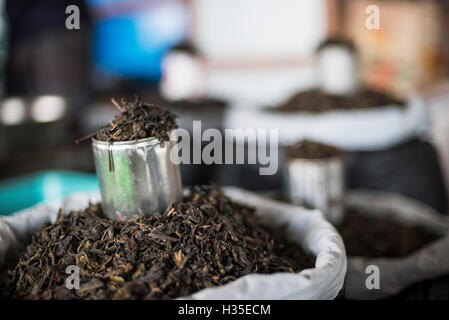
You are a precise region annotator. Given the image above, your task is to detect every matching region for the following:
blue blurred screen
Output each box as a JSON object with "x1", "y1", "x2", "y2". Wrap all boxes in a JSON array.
[{"x1": 87, "y1": 0, "x2": 188, "y2": 80}]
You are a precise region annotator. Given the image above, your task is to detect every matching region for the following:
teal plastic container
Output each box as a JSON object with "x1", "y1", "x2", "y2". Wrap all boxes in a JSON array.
[{"x1": 0, "y1": 171, "x2": 99, "y2": 215}]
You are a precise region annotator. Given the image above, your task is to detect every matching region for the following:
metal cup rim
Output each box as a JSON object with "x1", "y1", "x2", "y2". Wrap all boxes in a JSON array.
[
  {"x1": 92, "y1": 137, "x2": 161, "y2": 150},
  {"x1": 287, "y1": 154, "x2": 344, "y2": 164}
]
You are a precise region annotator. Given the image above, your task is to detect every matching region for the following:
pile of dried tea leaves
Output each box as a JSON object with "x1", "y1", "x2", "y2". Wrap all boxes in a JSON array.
[
  {"x1": 287, "y1": 140, "x2": 342, "y2": 160},
  {"x1": 95, "y1": 96, "x2": 178, "y2": 143},
  {"x1": 2, "y1": 185, "x2": 315, "y2": 300},
  {"x1": 272, "y1": 88, "x2": 405, "y2": 113},
  {"x1": 167, "y1": 98, "x2": 226, "y2": 110},
  {"x1": 337, "y1": 209, "x2": 440, "y2": 258}
]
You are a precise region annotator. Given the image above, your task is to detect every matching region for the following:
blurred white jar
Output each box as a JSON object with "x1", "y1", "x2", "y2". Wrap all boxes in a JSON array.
[
  {"x1": 160, "y1": 46, "x2": 206, "y2": 101},
  {"x1": 317, "y1": 40, "x2": 359, "y2": 96},
  {"x1": 285, "y1": 156, "x2": 345, "y2": 225}
]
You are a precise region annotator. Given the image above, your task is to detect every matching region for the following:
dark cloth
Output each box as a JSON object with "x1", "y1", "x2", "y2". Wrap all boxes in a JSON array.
[
  {"x1": 391, "y1": 274, "x2": 449, "y2": 300},
  {"x1": 5, "y1": 0, "x2": 92, "y2": 109},
  {"x1": 346, "y1": 139, "x2": 448, "y2": 214},
  {"x1": 6, "y1": 0, "x2": 90, "y2": 41}
]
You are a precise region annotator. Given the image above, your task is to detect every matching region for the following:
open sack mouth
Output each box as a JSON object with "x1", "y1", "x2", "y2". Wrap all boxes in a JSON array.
[{"x1": 0, "y1": 186, "x2": 346, "y2": 300}]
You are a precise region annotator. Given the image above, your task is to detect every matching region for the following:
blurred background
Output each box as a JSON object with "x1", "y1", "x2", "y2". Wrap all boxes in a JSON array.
[
  {"x1": 2, "y1": 0, "x2": 449, "y2": 300},
  {"x1": 1, "y1": 0, "x2": 449, "y2": 216}
]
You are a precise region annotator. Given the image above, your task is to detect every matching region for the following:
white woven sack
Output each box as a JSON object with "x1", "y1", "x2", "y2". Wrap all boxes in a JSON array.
[
  {"x1": 224, "y1": 96, "x2": 428, "y2": 151},
  {"x1": 0, "y1": 187, "x2": 347, "y2": 300},
  {"x1": 344, "y1": 190, "x2": 449, "y2": 300}
]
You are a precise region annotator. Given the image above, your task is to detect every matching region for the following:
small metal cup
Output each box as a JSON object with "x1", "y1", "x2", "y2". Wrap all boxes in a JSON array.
[
  {"x1": 92, "y1": 132, "x2": 182, "y2": 221},
  {"x1": 283, "y1": 155, "x2": 345, "y2": 225}
]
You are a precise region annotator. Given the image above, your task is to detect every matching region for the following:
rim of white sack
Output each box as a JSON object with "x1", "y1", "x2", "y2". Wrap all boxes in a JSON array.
[
  {"x1": 1, "y1": 189, "x2": 347, "y2": 300},
  {"x1": 183, "y1": 186, "x2": 347, "y2": 300}
]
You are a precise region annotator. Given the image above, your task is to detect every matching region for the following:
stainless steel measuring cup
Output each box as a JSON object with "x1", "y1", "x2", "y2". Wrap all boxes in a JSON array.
[
  {"x1": 92, "y1": 132, "x2": 182, "y2": 221},
  {"x1": 283, "y1": 154, "x2": 345, "y2": 225}
]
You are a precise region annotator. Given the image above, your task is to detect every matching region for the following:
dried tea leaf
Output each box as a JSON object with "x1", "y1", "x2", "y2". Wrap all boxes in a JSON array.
[
  {"x1": 338, "y1": 209, "x2": 440, "y2": 258},
  {"x1": 95, "y1": 96, "x2": 178, "y2": 143},
  {"x1": 272, "y1": 88, "x2": 404, "y2": 113},
  {"x1": 2, "y1": 186, "x2": 315, "y2": 300}
]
